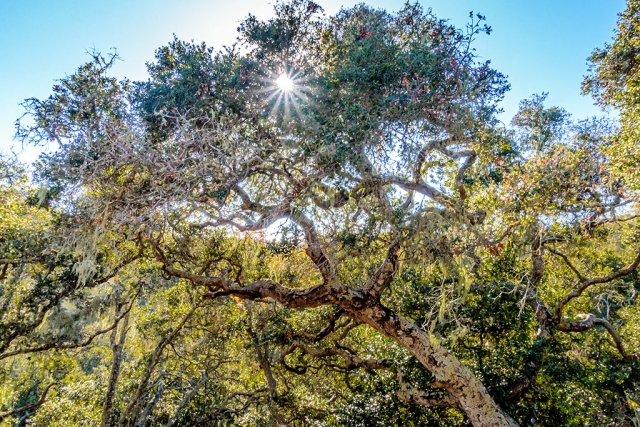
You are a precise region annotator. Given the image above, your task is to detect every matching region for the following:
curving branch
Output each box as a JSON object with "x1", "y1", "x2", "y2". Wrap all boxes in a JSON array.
[
  {"x1": 278, "y1": 341, "x2": 391, "y2": 375},
  {"x1": 192, "y1": 205, "x2": 289, "y2": 232},
  {"x1": 453, "y1": 150, "x2": 476, "y2": 201},
  {"x1": 313, "y1": 308, "x2": 345, "y2": 342},
  {"x1": 190, "y1": 185, "x2": 341, "y2": 291},
  {"x1": 0, "y1": 383, "x2": 55, "y2": 422},
  {"x1": 554, "y1": 250, "x2": 640, "y2": 322},
  {"x1": 0, "y1": 254, "x2": 141, "y2": 360},
  {"x1": 280, "y1": 340, "x2": 460, "y2": 410},
  {"x1": 286, "y1": 210, "x2": 342, "y2": 290},
  {"x1": 117, "y1": 304, "x2": 200, "y2": 426},
  {"x1": 0, "y1": 305, "x2": 131, "y2": 361},
  {"x1": 154, "y1": 245, "x2": 337, "y2": 309},
  {"x1": 556, "y1": 313, "x2": 630, "y2": 358},
  {"x1": 545, "y1": 247, "x2": 585, "y2": 282},
  {"x1": 382, "y1": 176, "x2": 450, "y2": 202}
]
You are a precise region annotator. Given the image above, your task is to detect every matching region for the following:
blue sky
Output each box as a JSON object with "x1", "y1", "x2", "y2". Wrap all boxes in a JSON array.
[{"x1": 0, "y1": 0, "x2": 626, "y2": 161}]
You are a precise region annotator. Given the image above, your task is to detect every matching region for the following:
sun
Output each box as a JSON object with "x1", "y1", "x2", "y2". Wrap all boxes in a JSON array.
[
  {"x1": 260, "y1": 70, "x2": 310, "y2": 120},
  {"x1": 275, "y1": 74, "x2": 294, "y2": 92}
]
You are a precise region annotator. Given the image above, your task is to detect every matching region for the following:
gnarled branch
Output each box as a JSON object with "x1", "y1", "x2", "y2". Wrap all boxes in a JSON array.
[
  {"x1": 557, "y1": 313, "x2": 630, "y2": 358},
  {"x1": 395, "y1": 370, "x2": 458, "y2": 408}
]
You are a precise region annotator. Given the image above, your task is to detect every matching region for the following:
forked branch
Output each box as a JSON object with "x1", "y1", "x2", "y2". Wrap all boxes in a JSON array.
[{"x1": 555, "y1": 250, "x2": 640, "y2": 321}]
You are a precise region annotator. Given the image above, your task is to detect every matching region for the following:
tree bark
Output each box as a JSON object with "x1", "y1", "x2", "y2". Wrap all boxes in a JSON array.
[
  {"x1": 257, "y1": 343, "x2": 287, "y2": 427},
  {"x1": 346, "y1": 301, "x2": 516, "y2": 427},
  {"x1": 101, "y1": 306, "x2": 130, "y2": 427}
]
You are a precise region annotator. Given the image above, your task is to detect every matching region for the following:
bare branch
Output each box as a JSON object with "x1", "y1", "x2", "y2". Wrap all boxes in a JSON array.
[
  {"x1": 363, "y1": 241, "x2": 401, "y2": 297},
  {"x1": 545, "y1": 247, "x2": 585, "y2": 282},
  {"x1": 557, "y1": 313, "x2": 630, "y2": 358},
  {"x1": 555, "y1": 250, "x2": 640, "y2": 321},
  {"x1": 0, "y1": 383, "x2": 55, "y2": 422}
]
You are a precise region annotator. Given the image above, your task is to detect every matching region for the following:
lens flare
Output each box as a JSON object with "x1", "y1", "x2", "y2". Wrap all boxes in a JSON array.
[
  {"x1": 261, "y1": 71, "x2": 310, "y2": 120},
  {"x1": 275, "y1": 74, "x2": 294, "y2": 91}
]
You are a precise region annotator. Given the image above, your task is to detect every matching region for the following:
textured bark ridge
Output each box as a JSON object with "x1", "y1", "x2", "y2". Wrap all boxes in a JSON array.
[{"x1": 346, "y1": 301, "x2": 514, "y2": 427}]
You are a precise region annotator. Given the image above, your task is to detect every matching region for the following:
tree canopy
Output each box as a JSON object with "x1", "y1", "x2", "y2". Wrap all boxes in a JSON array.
[{"x1": 2, "y1": 1, "x2": 640, "y2": 426}]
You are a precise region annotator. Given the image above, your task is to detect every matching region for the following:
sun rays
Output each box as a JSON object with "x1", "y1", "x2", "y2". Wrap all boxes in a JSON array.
[
  {"x1": 258, "y1": 69, "x2": 312, "y2": 121},
  {"x1": 275, "y1": 74, "x2": 294, "y2": 92}
]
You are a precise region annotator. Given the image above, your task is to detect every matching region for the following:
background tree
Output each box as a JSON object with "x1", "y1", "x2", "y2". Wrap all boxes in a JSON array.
[{"x1": 583, "y1": 0, "x2": 640, "y2": 189}]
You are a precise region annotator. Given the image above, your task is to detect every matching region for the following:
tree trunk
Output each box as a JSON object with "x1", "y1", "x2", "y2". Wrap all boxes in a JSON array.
[
  {"x1": 257, "y1": 343, "x2": 287, "y2": 427},
  {"x1": 101, "y1": 310, "x2": 129, "y2": 427},
  {"x1": 348, "y1": 302, "x2": 516, "y2": 427}
]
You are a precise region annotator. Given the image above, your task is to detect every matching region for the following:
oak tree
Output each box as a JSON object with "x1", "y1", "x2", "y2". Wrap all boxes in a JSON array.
[{"x1": 3, "y1": 1, "x2": 640, "y2": 425}]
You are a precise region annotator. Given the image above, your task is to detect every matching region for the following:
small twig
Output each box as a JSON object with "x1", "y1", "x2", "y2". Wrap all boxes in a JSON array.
[{"x1": 545, "y1": 247, "x2": 585, "y2": 282}]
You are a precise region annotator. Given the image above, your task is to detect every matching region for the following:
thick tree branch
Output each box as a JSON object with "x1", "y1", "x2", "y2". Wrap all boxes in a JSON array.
[
  {"x1": 154, "y1": 246, "x2": 337, "y2": 309},
  {"x1": 525, "y1": 231, "x2": 554, "y2": 340},
  {"x1": 362, "y1": 241, "x2": 401, "y2": 297},
  {"x1": 454, "y1": 150, "x2": 476, "y2": 201},
  {"x1": 395, "y1": 370, "x2": 458, "y2": 408},
  {"x1": 557, "y1": 313, "x2": 630, "y2": 358},
  {"x1": 346, "y1": 301, "x2": 516, "y2": 426},
  {"x1": 204, "y1": 279, "x2": 336, "y2": 309},
  {"x1": 287, "y1": 210, "x2": 342, "y2": 290}
]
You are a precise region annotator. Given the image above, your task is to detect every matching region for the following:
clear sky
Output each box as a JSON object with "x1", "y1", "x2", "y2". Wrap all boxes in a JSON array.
[{"x1": 0, "y1": 0, "x2": 626, "y2": 162}]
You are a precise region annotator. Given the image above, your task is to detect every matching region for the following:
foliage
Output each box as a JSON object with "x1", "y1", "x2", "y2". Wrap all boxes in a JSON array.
[{"x1": 583, "y1": 0, "x2": 640, "y2": 190}]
